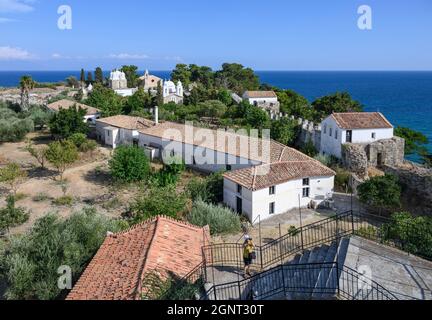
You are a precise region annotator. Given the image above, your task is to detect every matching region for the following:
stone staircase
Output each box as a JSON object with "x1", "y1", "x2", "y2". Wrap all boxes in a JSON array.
[
  {"x1": 205, "y1": 239, "x2": 351, "y2": 300},
  {"x1": 257, "y1": 239, "x2": 347, "y2": 300}
]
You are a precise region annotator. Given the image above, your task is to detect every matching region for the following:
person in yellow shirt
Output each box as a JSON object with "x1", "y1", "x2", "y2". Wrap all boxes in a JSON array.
[{"x1": 243, "y1": 238, "x2": 255, "y2": 277}]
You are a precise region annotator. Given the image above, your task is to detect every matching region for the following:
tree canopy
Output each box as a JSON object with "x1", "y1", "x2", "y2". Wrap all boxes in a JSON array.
[
  {"x1": 121, "y1": 65, "x2": 139, "y2": 88},
  {"x1": 311, "y1": 92, "x2": 363, "y2": 122},
  {"x1": 395, "y1": 126, "x2": 429, "y2": 157},
  {"x1": 85, "y1": 83, "x2": 124, "y2": 117},
  {"x1": 358, "y1": 174, "x2": 402, "y2": 213},
  {"x1": 49, "y1": 105, "x2": 89, "y2": 139},
  {"x1": 109, "y1": 145, "x2": 150, "y2": 183},
  {"x1": 271, "y1": 117, "x2": 299, "y2": 146}
]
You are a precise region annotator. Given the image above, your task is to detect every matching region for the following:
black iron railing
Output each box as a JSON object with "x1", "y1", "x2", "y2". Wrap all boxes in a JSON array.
[
  {"x1": 203, "y1": 262, "x2": 398, "y2": 301},
  {"x1": 160, "y1": 210, "x2": 425, "y2": 300}
]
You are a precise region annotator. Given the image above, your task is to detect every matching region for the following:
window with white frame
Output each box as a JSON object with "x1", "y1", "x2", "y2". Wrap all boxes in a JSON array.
[{"x1": 372, "y1": 132, "x2": 376, "y2": 139}]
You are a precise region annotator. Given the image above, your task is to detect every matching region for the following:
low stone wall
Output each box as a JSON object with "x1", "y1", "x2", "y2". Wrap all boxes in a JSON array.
[{"x1": 383, "y1": 162, "x2": 432, "y2": 215}]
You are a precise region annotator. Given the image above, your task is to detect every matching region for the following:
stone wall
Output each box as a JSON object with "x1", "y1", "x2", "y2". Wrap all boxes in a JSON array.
[
  {"x1": 383, "y1": 162, "x2": 432, "y2": 215},
  {"x1": 342, "y1": 137, "x2": 405, "y2": 177},
  {"x1": 342, "y1": 144, "x2": 369, "y2": 178}
]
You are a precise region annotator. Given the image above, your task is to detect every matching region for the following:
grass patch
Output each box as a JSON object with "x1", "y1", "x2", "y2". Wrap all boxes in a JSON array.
[
  {"x1": 13, "y1": 193, "x2": 28, "y2": 202},
  {"x1": 102, "y1": 197, "x2": 122, "y2": 210},
  {"x1": 52, "y1": 196, "x2": 74, "y2": 207},
  {"x1": 32, "y1": 193, "x2": 50, "y2": 202}
]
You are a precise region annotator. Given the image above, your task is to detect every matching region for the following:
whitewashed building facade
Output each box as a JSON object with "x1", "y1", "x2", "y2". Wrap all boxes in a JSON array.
[
  {"x1": 320, "y1": 112, "x2": 394, "y2": 159},
  {"x1": 96, "y1": 113, "x2": 335, "y2": 223}
]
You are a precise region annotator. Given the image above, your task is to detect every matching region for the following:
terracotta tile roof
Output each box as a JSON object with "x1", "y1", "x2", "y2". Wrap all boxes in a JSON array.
[
  {"x1": 67, "y1": 216, "x2": 210, "y2": 300},
  {"x1": 331, "y1": 112, "x2": 393, "y2": 130},
  {"x1": 97, "y1": 115, "x2": 157, "y2": 130},
  {"x1": 224, "y1": 160, "x2": 336, "y2": 191},
  {"x1": 243, "y1": 91, "x2": 277, "y2": 99},
  {"x1": 139, "y1": 121, "x2": 286, "y2": 164},
  {"x1": 47, "y1": 99, "x2": 100, "y2": 116}
]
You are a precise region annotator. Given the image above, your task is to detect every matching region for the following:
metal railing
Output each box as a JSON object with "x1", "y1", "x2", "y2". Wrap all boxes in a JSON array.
[
  {"x1": 203, "y1": 262, "x2": 398, "y2": 301},
  {"x1": 159, "y1": 210, "x2": 425, "y2": 300},
  {"x1": 202, "y1": 211, "x2": 355, "y2": 273}
]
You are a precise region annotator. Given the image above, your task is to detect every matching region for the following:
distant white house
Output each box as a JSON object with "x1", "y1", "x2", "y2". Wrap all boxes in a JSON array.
[
  {"x1": 95, "y1": 115, "x2": 156, "y2": 149},
  {"x1": 109, "y1": 70, "x2": 137, "y2": 97},
  {"x1": 95, "y1": 111, "x2": 335, "y2": 222},
  {"x1": 320, "y1": 112, "x2": 394, "y2": 159},
  {"x1": 243, "y1": 91, "x2": 280, "y2": 113},
  {"x1": 46, "y1": 99, "x2": 101, "y2": 124},
  {"x1": 163, "y1": 80, "x2": 184, "y2": 104}
]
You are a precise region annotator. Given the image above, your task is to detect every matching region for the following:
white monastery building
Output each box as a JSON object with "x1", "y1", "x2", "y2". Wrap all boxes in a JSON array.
[
  {"x1": 96, "y1": 112, "x2": 335, "y2": 223},
  {"x1": 243, "y1": 91, "x2": 280, "y2": 113},
  {"x1": 320, "y1": 112, "x2": 394, "y2": 159},
  {"x1": 163, "y1": 80, "x2": 184, "y2": 104},
  {"x1": 109, "y1": 70, "x2": 137, "y2": 97}
]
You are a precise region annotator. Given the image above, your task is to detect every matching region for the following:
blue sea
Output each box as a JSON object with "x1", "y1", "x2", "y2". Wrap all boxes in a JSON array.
[{"x1": 1, "y1": 70, "x2": 431, "y2": 154}]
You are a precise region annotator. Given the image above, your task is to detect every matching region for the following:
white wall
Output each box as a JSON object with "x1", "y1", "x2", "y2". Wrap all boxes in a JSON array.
[
  {"x1": 349, "y1": 128, "x2": 394, "y2": 144},
  {"x1": 247, "y1": 97, "x2": 278, "y2": 105},
  {"x1": 320, "y1": 117, "x2": 343, "y2": 158},
  {"x1": 224, "y1": 176, "x2": 334, "y2": 222},
  {"x1": 320, "y1": 116, "x2": 394, "y2": 158},
  {"x1": 138, "y1": 133, "x2": 261, "y2": 173},
  {"x1": 95, "y1": 122, "x2": 137, "y2": 149}
]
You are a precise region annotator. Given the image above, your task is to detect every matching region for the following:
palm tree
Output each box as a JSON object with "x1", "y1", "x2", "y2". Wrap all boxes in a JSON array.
[{"x1": 19, "y1": 75, "x2": 36, "y2": 112}]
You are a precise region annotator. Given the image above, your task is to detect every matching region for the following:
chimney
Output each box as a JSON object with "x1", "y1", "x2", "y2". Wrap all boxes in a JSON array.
[{"x1": 154, "y1": 106, "x2": 159, "y2": 124}]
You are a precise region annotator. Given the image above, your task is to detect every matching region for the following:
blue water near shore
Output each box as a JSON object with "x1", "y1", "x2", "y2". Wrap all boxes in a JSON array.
[{"x1": 1, "y1": 70, "x2": 431, "y2": 154}]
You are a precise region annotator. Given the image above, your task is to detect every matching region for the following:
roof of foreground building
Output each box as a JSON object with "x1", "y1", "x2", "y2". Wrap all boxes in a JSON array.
[
  {"x1": 47, "y1": 99, "x2": 100, "y2": 116},
  {"x1": 330, "y1": 112, "x2": 393, "y2": 130},
  {"x1": 67, "y1": 216, "x2": 210, "y2": 300}
]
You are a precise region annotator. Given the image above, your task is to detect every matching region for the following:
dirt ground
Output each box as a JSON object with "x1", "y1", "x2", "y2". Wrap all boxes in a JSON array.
[{"x1": 0, "y1": 131, "x2": 201, "y2": 235}]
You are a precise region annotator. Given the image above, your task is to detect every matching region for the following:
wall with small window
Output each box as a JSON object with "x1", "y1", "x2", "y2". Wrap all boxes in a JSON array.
[{"x1": 243, "y1": 175, "x2": 335, "y2": 222}]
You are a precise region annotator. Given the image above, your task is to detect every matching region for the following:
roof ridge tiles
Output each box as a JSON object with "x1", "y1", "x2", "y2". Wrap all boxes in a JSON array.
[{"x1": 110, "y1": 215, "x2": 205, "y2": 238}]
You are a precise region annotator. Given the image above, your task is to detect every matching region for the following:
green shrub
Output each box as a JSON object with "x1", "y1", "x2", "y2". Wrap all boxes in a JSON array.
[
  {"x1": 334, "y1": 167, "x2": 351, "y2": 192},
  {"x1": 109, "y1": 145, "x2": 150, "y2": 183},
  {"x1": 314, "y1": 154, "x2": 332, "y2": 167},
  {"x1": 300, "y1": 139, "x2": 318, "y2": 157},
  {"x1": 0, "y1": 195, "x2": 30, "y2": 234},
  {"x1": 79, "y1": 139, "x2": 98, "y2": 153},
  {"x1": 186, "y1": 172, "x2": 223, "y2": 204},
  {"x1": 0, "y1": 208, "x2": 128, "y2": 300},
  {"x1": 288, "y1": 226, "x2": 300, "y2": 236},
  {"x1": 52, "y1": 196, "x2": 74, "y2": 206},
  {"x1": 358, "y1": 174, "x2": 401, "y2": 212},
  {"x1": 102, "y1": 197, "x2": 122, "y2": 210},
  {"x1": 32, "y1": 193, "x2": 50, "y2": 202},
  {"x1": 131, "y1": 186, "x2": 187, "y2": 223},
  {"x1": 151, "y1": 157, "x2": 185, "y2": 187},
  {"x1": 381, "y1": 212, "x2": 432, "y2": 259},
  {"x1": 69, "y1": 133, "x2": 87, "y2": 148},
  {"x1": 187, "y1": 200, "x2": 242, "y2": 235}
]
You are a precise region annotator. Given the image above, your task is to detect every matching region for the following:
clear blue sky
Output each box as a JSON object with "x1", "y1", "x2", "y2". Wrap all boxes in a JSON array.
[{"x1": 0, "y1": 0, "x2": 431, "y2": 71}]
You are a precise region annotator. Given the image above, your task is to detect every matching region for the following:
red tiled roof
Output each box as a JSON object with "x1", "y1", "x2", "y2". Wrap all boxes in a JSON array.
[
  {"x1": 47, "y1": 99, "x2": 100, "y2": 116},
  {"x1": 97, "y1": 115, "x2": 156, "y2": 130},
  {"x1": 224, "y1": 160, "x2": 335, "y2": 191},
  {"x1": 243, "y1": 91, "x2": 277, "y2": 98},
  {"x1": 67, "y1": 216, "x2": 210, "y2": 300},
  {"x1": 331, "y1": 113, "x2": 393, "y2": 130}
]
